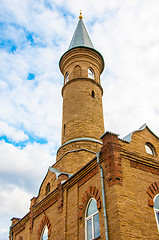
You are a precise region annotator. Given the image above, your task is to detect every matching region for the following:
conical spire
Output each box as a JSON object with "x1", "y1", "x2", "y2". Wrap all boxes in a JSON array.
[{"x1": 68, "y1": 13, "x2": 94, "y2": 50}]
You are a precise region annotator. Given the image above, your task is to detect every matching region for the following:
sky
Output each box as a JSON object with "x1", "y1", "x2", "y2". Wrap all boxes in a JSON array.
[{"x1": 0, "y1": 0, "x2": 159, "y2": 239}]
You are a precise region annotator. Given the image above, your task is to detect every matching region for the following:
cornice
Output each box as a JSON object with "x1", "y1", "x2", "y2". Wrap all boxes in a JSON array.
[
  {"x1": 62, "y1": 153, "x2": 103, "y2": 189},
  {"x1": 32, "y1": 189, "x2": 58, "y2": 219},
  {"x1": 121, "y1": 148, "x2": 159, "y2": 171},
  {"x1": 10, "y1": 213, "x2": 29, "y2": 234},
  {"x1": 59, "y1": 47, "x2": 104, "y2": 73},
  {"x1": 62, "y1": 77, "x2": 103, "y2": 96}
]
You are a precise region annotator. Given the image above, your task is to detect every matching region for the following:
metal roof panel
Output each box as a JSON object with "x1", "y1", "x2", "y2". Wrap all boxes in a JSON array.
[{"x1": 69, "y1": 19, "x2": 94, "y2": 50}]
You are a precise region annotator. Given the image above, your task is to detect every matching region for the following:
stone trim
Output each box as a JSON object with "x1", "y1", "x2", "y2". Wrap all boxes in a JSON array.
[
  {"x1": 33, "y1": 195, "x2": 58, "y2": 219},
  {"x1": 77, "y1": 166, "x2": 98, "y2": 187},
  {"x1": 146, "y1": 182, "x2": 159, "y2": 207},
  {"x1": 130, "y1": 161, "x2": 159, "y2": 175},
  {"x1": 37, "y1": 215, "x2": 51, "y2": 240},
  {"x1": 57, "y1": 137, "x2": 102, "y2": 152},
  {"x1": 62, "y1": 77, "x2": 103, "y2": 96},
  {"x1": 79, "y1": 186, "x2": 101, "y2": 219}
]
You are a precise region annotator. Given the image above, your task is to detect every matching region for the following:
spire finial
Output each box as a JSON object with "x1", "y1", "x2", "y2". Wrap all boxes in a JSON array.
[{"x1": 79, "y1": 10, "x2": 83, "y2": 19}]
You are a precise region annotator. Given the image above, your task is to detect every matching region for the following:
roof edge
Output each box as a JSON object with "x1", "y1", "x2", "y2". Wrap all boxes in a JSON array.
[{"x1": 123, "y1": 124, "x2": 159, "y2": 142}]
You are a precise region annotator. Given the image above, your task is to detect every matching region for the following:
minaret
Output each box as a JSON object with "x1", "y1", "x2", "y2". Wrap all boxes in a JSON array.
[{"x1": 56, "y1": 13, "x2": 105, "y2": 173}]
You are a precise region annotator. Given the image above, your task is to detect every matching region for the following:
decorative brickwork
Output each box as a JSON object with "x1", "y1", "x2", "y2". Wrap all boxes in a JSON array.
[
  {"x1": 58, "y1": 173, "x2": 69, "y2": 182},
  {"x1": 14, "y1": 224, "x2": 25, "y2": 236},
  {"x1": 146, "y1": 182, "x2": 159, "y2": 207},
  {"x1": 130, "y1": 161, "x2": 159, "y2": 175},
  {"x1": 79, "y1": 186, "x2": 101, "y2": 219},
  {"x1": 101, "y1": 132, "x2": 123, "y2": 186},
  {"x1": 57, "y1": 182, "x2": 63, "y2": 212},
  {"x1": 29, "y1": 197, "x2": 37, "y2": 233},
  {"x1": 11, "y1": 217, "x2": 21, "y2": 226},
  {"x1": 37, "y1": 215, "x2": 51, "y2": 240},
  {"x1": 33, "y1": 195, "x2": 58, "y2": 219},
  {"x1": 19, "y1": 237, "x2": 23, "y2": 240},
  {"x1": 29, "y1": 204, "x2": 34, "y2": 233},
  {"x1": 77, "y1": 166, "x2": 98, "y2": 187}
]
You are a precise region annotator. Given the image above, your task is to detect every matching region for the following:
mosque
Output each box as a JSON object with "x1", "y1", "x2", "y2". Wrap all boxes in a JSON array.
[{"x1": 9, "y1": 13, "x2": 159, "y2": 240}]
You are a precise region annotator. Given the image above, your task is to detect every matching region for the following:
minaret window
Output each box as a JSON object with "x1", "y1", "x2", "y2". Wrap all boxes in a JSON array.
[
  {"x1": 41, "y1": 225, "x2": 48, "y2": 240},
  {"x1": 64, "y1": 124, "x2": 66, "y2": 136},
  {"x1": 65, "y1": 72, "x2": 69, "y2": 83},
  {"x1": 91, "y1": 90, "x2": 95, "y2": 99},
  {"x1": 154, "y1": 194, "x2": 159, "y2": 231},
  {"x1": 88, "y1": 68, "x2": 94, "y2": 79},
  {"x1": 85, "y1": 198, "x2": 100, "y2": 240},
  {"x1": 145, "y1": 143, "x2": 155, "y2": 156}
]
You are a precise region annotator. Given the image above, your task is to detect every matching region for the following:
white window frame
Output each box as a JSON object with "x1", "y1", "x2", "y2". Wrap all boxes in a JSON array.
[
  {"x1": 88, "y1": 68, "x2": 94, "y2": 79},
  {"x1": 154, "y1": 194, "x2": 159, "y2": 231},
  {"x1": 41, "y1": 225, "x2": 48, "y2": 240},
  {"x1": 85, "y1": 198, "x2": 100, "y2": 240},
  {"x1": 145, "y1": 143, "x2": 155, "y2": 156}
]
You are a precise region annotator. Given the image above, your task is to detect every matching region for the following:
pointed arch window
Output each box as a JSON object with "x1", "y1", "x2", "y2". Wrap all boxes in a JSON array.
[
  {"x1": 85, "y1": 198, "x2": 100, "y2": 240},
  {"x1": 41, "y1": 225, "x2": 48, "y2": 240},
  {"x1": 154, "y1": 194, "x2": 159, "y2": 231},
  {"x1": 88, "y1": 68, "x2": 94, "y2": 79}
]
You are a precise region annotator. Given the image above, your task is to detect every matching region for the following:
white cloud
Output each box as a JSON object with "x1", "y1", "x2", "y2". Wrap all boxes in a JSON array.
[
  {"x1": 0, "y1": 0, "x2": 159, "y2": 239},
  {"x1": 0, "y1": 141, "x2": 55, "y2": 185},
  {"x1": 0, "y1": 141, "x2": 56, "y2": 239},
  {"x1": 90, "y1": 0, "x2": 159, "y2": 137},
  {"x1": 0, "y1": 121, "x2": 28, "y2": 142},
  {"x1": 0, "y1": 184, "x2": 32, "y2": 240},
  {"x1": 0, "y1": 184, "x2": 32, "y2": 216}
]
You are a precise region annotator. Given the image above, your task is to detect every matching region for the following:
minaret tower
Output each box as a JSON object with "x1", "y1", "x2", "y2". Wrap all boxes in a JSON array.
[{"x1": 56, "y1": 13, "x2": 105, "y2": 173}]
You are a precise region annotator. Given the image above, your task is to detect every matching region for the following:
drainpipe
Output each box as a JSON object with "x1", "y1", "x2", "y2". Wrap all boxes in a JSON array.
[{"x1": 96, "y1": 152, "x2": 109, "y2": 240}]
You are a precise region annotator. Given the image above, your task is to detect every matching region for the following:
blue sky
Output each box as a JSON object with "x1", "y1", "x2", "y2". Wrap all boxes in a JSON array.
[{"x1": 0, "y1": 0, "x2": 159, "y2": 239}]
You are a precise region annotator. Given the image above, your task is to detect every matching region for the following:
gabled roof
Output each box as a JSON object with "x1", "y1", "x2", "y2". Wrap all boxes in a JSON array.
[
  {"x1": 68, "y1": 17, "x2": 94, "y2": 50},
  {"x1": 123, "y1": 123, "x2": 159, "y2": 142}
]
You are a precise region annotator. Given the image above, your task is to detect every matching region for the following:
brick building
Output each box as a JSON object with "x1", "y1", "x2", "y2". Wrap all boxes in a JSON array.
[{"x1": 9, "y1": 13, "x2": 159, "y2": 240}]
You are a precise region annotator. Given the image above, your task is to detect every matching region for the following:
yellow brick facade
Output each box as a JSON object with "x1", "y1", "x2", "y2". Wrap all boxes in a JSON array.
[
  {"x1": 10, "y1": 125, "x2": 159, "y2": 240},
  {"x1": 10, "y1": 17, "x2": 159, "y2": 240}
]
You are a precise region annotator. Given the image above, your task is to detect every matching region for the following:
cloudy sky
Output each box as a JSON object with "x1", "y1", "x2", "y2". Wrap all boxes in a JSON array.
[{"x1": 0, "y1": 0, "x2": 159, "y2": 239}]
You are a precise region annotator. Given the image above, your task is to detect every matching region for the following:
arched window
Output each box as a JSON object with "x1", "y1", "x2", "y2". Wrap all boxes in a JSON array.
[
  {"x1": 65, "y1": 72, "x2": 69, "y2": 83},
  {"x1": 154, "y1": 194, "x2": 159, "y2": 231},
  {"x1": 46, "y1": 183, "x2": 50, "y2": 195},
  {"x1": 85, "y1": 198, "x2": 100, "y2": 240},
  {"x1": 41, "y1": 225, "x2": 48, "y2": 240},
  {"x1": 73, "y1": 65, "x2": 82, "y2": 78},
  {"x1": 145, "y1": 143, "x2": 155, "y2": 156},
  {"x1": 88, "y1": 68, "x2": 94, "y2": 79}
]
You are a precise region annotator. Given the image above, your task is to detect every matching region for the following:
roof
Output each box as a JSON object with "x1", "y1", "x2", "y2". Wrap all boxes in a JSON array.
[
  {"x1": 123, "y1": 124, "x2": 159, "y2": 142},
  {"x1": 68, "y1": 18, "x2": 94, "y2": 50}
]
